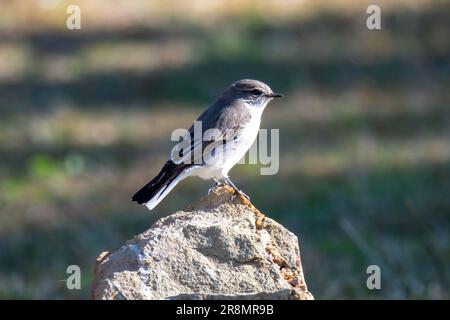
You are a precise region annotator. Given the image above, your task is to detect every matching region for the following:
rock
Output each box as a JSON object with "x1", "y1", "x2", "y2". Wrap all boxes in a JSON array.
[{"x1": 91, "y1": 185, "x2": 314, "y2": 300}]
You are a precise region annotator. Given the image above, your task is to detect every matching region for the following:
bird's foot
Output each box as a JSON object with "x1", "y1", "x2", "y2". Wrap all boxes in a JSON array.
[
  {"x1": 208, "y1": 179, "x2": 223, "y2": 194},
  {"x1": 230, "y1": 188, "x2": 251, "y2": 203},
  {"x1": 222, "y1": 177, "x2": 250, "y2": 203}
]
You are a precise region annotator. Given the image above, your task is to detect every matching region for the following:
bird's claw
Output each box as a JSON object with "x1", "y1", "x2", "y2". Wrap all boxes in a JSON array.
[
  {"x1": 229, "y1": 188, "x2": 250, "y2": 203},
  {"x1": 208, "y1": 180, "x2": 222, "y2": 194}
]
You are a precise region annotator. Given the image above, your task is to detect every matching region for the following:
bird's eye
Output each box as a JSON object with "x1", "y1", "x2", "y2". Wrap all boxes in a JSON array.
[{"x1": 251, "y1": 89, "x2": 262, "y2": 95}]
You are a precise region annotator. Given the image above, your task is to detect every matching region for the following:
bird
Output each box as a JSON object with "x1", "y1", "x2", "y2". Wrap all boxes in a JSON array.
[{"x1": 132, "y1": 79, "x2": 282, "y2": 211}]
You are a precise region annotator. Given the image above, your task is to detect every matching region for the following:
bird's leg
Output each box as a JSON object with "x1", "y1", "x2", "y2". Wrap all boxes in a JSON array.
[
  {"x1": 208, "y1": 178, "x2": 222, "y2": 194},
  {"x1": 224, "y1": 177, "x2": 250, "y2": 201}
]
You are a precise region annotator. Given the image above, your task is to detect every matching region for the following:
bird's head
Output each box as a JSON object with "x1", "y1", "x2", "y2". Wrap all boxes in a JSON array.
[{"x1": 224, "y1": 79, "x2": 283, "y2": 109}]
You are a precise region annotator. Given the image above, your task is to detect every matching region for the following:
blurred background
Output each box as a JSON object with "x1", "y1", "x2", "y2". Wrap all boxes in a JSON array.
[{"x1": 0, "y1": 0, "x2": 449, "y2": 299}]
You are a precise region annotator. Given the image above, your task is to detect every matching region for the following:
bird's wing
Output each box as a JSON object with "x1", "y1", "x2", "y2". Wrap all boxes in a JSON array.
[{"x1": 170, "y1": 97, "x2": 252, "y2": 165}]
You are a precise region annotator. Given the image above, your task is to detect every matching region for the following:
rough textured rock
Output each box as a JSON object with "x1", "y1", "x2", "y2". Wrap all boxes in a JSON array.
[{"x1": 92, "y1": 185, "x2": 314, "y2": 300}]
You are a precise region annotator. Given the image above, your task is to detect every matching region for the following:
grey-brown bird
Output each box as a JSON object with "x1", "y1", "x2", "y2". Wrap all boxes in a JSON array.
[{"x1": 132, "y1": 79, "x2": 282, "y2": 211}]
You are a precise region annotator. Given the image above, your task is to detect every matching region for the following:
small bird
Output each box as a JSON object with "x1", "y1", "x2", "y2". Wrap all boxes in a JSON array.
[{"x1": 132, "y1": 79, "x2": 282, "y2": 211}]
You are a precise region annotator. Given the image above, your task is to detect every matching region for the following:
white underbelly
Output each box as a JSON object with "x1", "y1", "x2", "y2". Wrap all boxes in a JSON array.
[{"x1": 193, "y1": 116, "x2": 261, "y2": 180}]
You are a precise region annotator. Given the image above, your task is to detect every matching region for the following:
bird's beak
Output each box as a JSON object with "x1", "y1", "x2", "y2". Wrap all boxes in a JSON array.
[{"x1": 266, "y1": 93, "x2": 283, "y2": 98}]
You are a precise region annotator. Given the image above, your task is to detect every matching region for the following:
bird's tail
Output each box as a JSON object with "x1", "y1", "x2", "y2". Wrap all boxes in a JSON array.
[{"x1": 131, "y1": 161, "x2": 197, "y2": 211}]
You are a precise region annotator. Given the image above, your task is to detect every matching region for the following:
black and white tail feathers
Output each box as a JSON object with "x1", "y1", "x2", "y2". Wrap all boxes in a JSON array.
[{"x1": 131, "y1": 161, "x2": 196, "y2": 210}]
